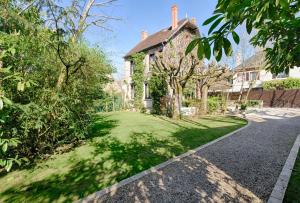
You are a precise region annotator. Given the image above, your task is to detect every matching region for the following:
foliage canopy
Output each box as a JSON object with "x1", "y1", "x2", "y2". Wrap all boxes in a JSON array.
[{"x1": 186, "y1": 0, "x2": 300, "y2": 74}]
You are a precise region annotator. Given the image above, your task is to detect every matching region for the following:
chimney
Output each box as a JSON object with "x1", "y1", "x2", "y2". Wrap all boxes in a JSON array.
[
  {"x1": 171, "y1": 5, "x2": 178, "y2": 30},
  {"x1": 141, "y1": 31, "x2": 148, "y2": 41},
  {"x1": 191, "y1": 17, "x2": 196, "y2": 25}
]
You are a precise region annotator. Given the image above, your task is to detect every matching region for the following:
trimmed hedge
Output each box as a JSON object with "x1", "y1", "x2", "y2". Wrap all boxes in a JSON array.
[{"x1": 263, "y1": 78, "x2": 300, "y2": 90}]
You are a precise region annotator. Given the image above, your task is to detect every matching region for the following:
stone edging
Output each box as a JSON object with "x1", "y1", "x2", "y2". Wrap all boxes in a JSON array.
[
  {"x1": 78, "y1": 117, "x2": 251, "y2": 203},
  {"x1": 268, "y1": 134, "x2": 300, "y2": 203}
]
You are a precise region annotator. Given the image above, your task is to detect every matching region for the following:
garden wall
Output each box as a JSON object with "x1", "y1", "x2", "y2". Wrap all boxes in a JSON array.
[{"x1": 228, "y1": 88, "x2": 300, "y2": 108}]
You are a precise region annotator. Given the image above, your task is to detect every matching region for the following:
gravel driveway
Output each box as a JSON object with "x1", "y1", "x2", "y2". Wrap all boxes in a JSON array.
[{"x1": 82, "y1": 108, "x2": 300, "y2": 203}]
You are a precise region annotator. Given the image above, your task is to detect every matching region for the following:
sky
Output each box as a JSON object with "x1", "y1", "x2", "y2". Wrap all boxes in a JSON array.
[{"x1": 80, "y1": 0, "x2": 253, "y2": 79}]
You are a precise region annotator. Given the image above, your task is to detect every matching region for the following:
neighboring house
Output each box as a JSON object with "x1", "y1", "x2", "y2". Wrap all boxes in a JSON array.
[
  {"x1": 123, "y1": 5, "x2": 199, "y2": 109},
  {"x1": 231, "y1": 51, "x2": 300, "y2": 92}
]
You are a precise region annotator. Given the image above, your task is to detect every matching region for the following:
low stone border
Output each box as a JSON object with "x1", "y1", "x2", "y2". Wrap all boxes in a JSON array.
[
  {"x1": 268, "y1": 134, "x2": 300, "y2": 203},
  {"x1": 78, "y1": 117, "x2": 251, "y2": 203}
]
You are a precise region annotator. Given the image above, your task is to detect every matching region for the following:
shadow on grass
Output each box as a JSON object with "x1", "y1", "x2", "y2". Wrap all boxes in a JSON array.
[
  {"x1": 0, "y1": 116, "x2": 245, "y2": 203},
  {"x1": 87, "y1": 114, "x2": 119, "y2": 139}
]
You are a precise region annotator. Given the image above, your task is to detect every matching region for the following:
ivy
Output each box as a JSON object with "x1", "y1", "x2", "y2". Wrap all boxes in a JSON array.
[
  {"x1": 130, "y1": 52, "x2": 145, "y2": 110},
  {"x1": 149, "y1": 74, "x2": 168, "y2": 115}
]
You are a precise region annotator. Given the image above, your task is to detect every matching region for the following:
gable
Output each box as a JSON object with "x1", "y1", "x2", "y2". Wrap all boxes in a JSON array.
[{"x1": 124, "y1": 19, "x2": 199, "y2": 58}]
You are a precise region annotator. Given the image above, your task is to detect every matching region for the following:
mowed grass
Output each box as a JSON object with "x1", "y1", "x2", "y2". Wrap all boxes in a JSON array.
[
  {"x1": 284, "y1": 149, "x2": 300, "y2": 203},
  {"x1": 0, "y1": 112, "x2": 247, "y2": 203}
]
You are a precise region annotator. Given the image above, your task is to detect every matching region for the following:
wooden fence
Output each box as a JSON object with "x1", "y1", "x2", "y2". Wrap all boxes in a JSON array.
[{"x1": 227, "y1": 88, "x2": 300, "y2": 108}]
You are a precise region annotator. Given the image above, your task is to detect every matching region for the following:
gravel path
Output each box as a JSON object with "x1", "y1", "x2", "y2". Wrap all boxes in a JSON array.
[{"x1": 83, "y1": 109, "x2": 300, "y2": 203}]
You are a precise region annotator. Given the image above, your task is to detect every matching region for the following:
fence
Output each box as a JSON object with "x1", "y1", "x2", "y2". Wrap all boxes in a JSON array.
[{"x1": 228, "y1": 88, "x2": 300, "y2": 108}]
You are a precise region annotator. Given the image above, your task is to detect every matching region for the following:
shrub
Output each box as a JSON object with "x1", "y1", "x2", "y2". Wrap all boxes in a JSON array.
[
  {"x1": 240, "y1": 103, "x2": 247, "y2": 110},
  {"x1": 247, "y1": 100, "x2": 259, "y2": 107},
  {"x1": 208, "y1": 97, "x2": 221, "y2": 113},
  {"x1": 263, "y1": 78, "x2": 300, "y2": 90},
  {"x1": 149, "y1": 74, "x2": 168, "y2": 115}
]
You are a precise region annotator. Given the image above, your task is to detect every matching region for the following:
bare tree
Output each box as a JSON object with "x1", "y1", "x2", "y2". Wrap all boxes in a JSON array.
[
  {"x1": 154, "y1": 39, "x2": 202, "y2": 119},
  {"x1": 194, "y1": 61, "x2": 232, "y2": 114},
  {"x1": 44, "y1": 0, "x2": 119, "y2": 88}
]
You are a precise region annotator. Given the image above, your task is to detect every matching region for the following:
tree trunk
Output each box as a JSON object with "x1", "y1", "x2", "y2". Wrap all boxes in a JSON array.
[
  {"x1": 174, "y1": 84, "x2": 183, "y2": 119},
  {"x1": 201, "y1": 85, "x2": 208, "y2": 114},
  {"x1": 196, "y1": 80, "x2": 201, "y2": 99}
]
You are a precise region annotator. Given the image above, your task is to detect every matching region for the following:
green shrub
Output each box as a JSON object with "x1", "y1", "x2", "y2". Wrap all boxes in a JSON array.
[
  {"x1": 149, "y1": 74, "x2": 168, "y2": 115},
  {"x1": 247, "y1": 100, "x2": 259, "y2": 107},
  {"x1": 240, "y1": 103, "x2": 247, "y2": 110},
  {"x1": 208, "y1": 97, "x2": 221, "y2": 113},
  {"x1": 263, "y1": 78, "x2": 300, "y2": 90}
]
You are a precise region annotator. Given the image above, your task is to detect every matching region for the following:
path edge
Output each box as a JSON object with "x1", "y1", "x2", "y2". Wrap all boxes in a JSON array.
[
  {"x1": 268, "y1": 134, "x2": 300, "y2": 203},
  {"x1": 78, "y1": 117, "x2": 251, "y2": 203}
]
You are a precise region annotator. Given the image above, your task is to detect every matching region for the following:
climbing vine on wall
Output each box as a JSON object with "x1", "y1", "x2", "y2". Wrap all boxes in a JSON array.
[{"x1": 130, "y1": 52, "x2": 145, "y2": 110}]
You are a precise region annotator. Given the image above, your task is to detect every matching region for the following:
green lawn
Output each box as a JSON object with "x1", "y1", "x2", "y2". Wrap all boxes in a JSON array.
[
  {"x1": 0, "y1": 112, "x2": 246, "y2": 203},
  {"x1": 284, "y1": 149, "x2": 300, "y2": 203}
]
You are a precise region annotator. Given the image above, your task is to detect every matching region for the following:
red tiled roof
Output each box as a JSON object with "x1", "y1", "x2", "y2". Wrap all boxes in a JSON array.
[{"x1": 124, "y1": 19, "x2": 198, "y2": 58}]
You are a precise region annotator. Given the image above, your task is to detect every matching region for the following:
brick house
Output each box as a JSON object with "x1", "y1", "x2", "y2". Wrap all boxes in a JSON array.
[{"x1": 123, "y1": 5, "x2": 199, "y2": 109}]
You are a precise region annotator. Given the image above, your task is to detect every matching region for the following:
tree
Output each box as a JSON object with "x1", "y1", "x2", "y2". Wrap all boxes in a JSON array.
[
  {"x1": 186, "y1": 0, "x2": 300, "y2": 74},
  {"x1": 154, "y1": 40, "x2": 202, "y2": 118},
  {"x1": 43, "y1": 0, "x2": 118, "y2": 88},
  {"x1": 0, "y1": 0, "x2": 114, "y2": 171},
  {"x1": 193, "y1": 61, "x2": 232, "y2": 114}
]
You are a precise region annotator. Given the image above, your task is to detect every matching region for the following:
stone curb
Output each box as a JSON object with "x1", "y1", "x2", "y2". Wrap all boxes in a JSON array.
[
  {"x1": 268, "y1": 134, "x2": 300, "y2": 203},
  {"x1": 78, "y1": 117, "x2": 251, "y2": 203}
]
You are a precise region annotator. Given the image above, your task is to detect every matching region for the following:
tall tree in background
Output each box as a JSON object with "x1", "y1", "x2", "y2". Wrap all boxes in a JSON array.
[
  {"x1": 186, "y1": 0, "x2": 300, "y2": 74},
  {"x1": 41, "y1": 0, "x2": 118, "y2": 88}
]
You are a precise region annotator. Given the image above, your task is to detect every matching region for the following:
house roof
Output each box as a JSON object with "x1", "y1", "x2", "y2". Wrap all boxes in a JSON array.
[
  {"x1": 124, "y1": 19, "x2": 199, "y2": 58},
  {"x1": 235, "y1": 51, "x2": 266, "y2": 72}
]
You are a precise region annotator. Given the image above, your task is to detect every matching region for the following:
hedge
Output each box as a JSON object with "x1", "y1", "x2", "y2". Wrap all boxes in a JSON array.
[{"x1": 263, "y1": 78, "x2": 300, "y2": 90}]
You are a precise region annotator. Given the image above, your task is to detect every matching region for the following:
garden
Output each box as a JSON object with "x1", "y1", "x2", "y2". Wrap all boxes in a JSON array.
[{"x1": 0, "y1": 112, "x2": 246, "y2": 202}]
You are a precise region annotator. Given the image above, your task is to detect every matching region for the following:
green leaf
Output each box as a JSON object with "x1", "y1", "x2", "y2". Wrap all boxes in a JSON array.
[
  {"x1": 216, "y1": 49, "x2": 222, "y2": 61},
  {"x1": 246, "y1": 20, "x2": 252, "y2": 34},
  {"x1": 208, "y1": 17, "x2": 224, "y2": 35},
  {"x1": 197, "y1": 42, "x2": 205, "y2": 60},
  {"x1": 232, "y1": 31, "x2": 240, "y2": 44},
  {"x1": 223, "y1": 38, "x2": 233, "y2": 56},
  {"x1": 5, "y1": 160, "x2": 12, "y2": 172},
  {"x1": 2, "y1": 97, "x2": 12, "y2": 105},
  {"x1": 2, "y1": 142, "x2": 8, "y2": 152},
  {"x1": 203, "y1": 39, "x2": 211, "y2": 60},
  {"x1": 185, "y1": 38, "x2": 199, "y2": 55},
  {"x1": 17, "y1": 82, "x2": 25, "y2": 91},
  {"x1": 0, "y1": 99, "x2": 3, "y2": 110},
  {"x1": 203, "y1": 14, "x2": 222, "y2": 26},
  {"x1": 213, "y1": 39, "x2": 222, "y2": 61},
  {"x1": 279, "y1": 0, "x2": 288, "y2": 9},
  {"x1": 276, "y1": 0, "x2": 280, "y2": 6}
]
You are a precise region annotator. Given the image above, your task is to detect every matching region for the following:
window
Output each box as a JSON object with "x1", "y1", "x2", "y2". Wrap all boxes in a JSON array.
[
  {"x1": 237, "y1": 73, "x2": 244, "y2": 82},
  {"x1": 149, "y1": 54, "x2": 155, "y2": 71},
  {"x1": 144, "y1": 83, "x2": 151, "y2": 99},
  {"x1": 245, "y1": 72, "x2": 249, "y2": 81},
  {"x1": 130, "y1": 83, "x2": 134, "y2": 99},
  {"x1": 250, "y1": 71, "x2": 259, "y2": 81},
  {"x1": 130, "y1": 61, "x2": 135, "y2": 76}
]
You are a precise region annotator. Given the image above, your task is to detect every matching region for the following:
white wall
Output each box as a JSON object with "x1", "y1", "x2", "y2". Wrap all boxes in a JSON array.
[{"x1": 231, "y1": 67, "x2": 300, "y2": 92}]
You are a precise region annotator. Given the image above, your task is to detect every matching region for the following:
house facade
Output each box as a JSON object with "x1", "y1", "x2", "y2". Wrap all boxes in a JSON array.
[
  {"x1": 231, "y1": 52, "x2": 300, "y2": 92},
  {"x1": 123, "y1": 5, "x2": 199, "y2": 109}
]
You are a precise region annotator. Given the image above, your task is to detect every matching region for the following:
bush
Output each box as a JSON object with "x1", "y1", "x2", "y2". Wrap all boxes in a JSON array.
[
  {"x1": 240, "y1": 103, "x2": 247, "y2": 110},
  {"x1": 208, "y1": 97, "x2": 221, "y2": 113},
  {"x1": 247, "y1": 100, "x2": 259, "y2": 107},
  {"x1": 263, "y1": 78, "x2": 300, "y2": 90},
  {"x1": 149, "y1": 74, "x2": 168, "y2": 115}
]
